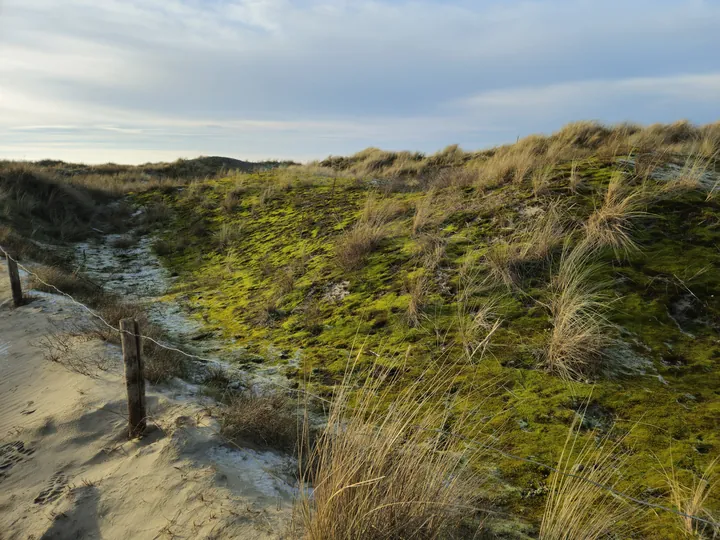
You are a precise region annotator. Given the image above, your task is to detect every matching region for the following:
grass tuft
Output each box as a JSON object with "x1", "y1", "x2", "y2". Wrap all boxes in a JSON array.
[
  {"x1": 295, "y1": 359, "x2": 486, "y2": 539},
  {"x1": 660, "y1": 456, "x2": 719, "y2": 538},
  {"x1": 540, "y1": 416, "x2": 638, "y2": 539},
  {"x1": 544, "y1": 241, "x2": 614, "y2": 380},
  {"x1": 585, "y1": 171, "x2": 647, "y2": 257},
  {"x1": 219, "y1": 391, "x2": 299, "y2": 451}
]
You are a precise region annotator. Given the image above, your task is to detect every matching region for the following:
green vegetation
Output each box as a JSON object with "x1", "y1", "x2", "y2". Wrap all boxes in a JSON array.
[
  {"x1": 134, "y1": 120, "x2": 719, "y2": 537},
  {"x1": 2, "y1": 121, "x2": 720, "y2": 537}
]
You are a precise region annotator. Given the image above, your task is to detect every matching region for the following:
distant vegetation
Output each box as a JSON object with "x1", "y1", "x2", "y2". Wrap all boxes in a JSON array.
[{"x1": 2, "y1": 121, "x2": 719, "y2": 538}]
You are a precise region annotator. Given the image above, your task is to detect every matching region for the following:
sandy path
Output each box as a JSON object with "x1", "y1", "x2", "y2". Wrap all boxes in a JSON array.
[{"x1": 0, "y1": 262, "x2": 295, "y2": 539}]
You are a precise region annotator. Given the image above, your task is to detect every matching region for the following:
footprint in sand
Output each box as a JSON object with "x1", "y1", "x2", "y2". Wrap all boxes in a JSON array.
[
  {"x1": 0, "y1": 441, "x2": 35, "y2": 477},
  {"x1": 34, "y1": 472, "x2": 68, "y2": 505}
]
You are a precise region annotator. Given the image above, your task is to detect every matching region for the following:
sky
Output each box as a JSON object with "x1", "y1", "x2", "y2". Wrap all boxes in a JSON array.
[{"x1": 0, "y1": 0, "x2": 719, "y2": 164}]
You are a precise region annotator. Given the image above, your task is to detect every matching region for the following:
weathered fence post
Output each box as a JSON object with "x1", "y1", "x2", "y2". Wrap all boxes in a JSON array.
[
  {"x1": 5, "y1": 253, "x2": 23, "y2": 307},
  {"x1": 120, "y1": 318, "x2": 147, "y2": 437}
]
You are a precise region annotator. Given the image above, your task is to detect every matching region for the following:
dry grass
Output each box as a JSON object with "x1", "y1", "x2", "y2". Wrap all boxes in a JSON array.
[
  {"x1": 456, "y1": 292, "x2": 502, "y2": 362},
  {"x1": 221, "y1": 182, "x2": 248, "y2": 213},
  {"x1": 414, "y1": 233, "x2": 447, "y2": 274},
  {"x1": 540, "y1": 416, "x2": 638, "y2": 539},
  {"x1": 336, "y1": 194, "x2": 404, "y2": 271},
  {"x1": 585, "y1": 171, "x2": 647, "y2": 257},
  {"x1": 28, "y1": 266, "x2": 103, "y2": 303},
  {"x1": 405, "y1": 272, "x2": 429, "y2": 328},
  {"x1": 568, "y1": 160, "x2": 582, "y2": 193},
  {"x1": 629, "y1": 120, "x2": 699, "y2": 153},
  {"x1": 474, "y1": 142, "x2": 540, "y2": 187},
  {"x1": 25, "y1": 264, "x2": 188, "y2": 383},
  {"x1": 213, "y1": 222, "x2": 245, "y2": 249},
  {"x1": 314, "y1": 121, "x2": 718, "y2": 188},
  {"x1": 660, "y1": 456, "x2": 719, "y2": 538},
  {"x1": 295, "y1": 360, "x2": 486, "y2": 539},
  {"x1": 485, "y1": 201, "x2": 567, "y2": 288},
  {"x1": 485, "y1": 241, "x2": 521, "y2": 289},
  {"x1": 361, "y1": 193, "x2": 408, "y2": 224},
  {"x1": 336, "y1": 221, "x2": 388, "y2": 271},
  {"x1": 544, "y1": 241, "x2": 614, "y2": 380},
  {"x1": 531, "y1": 163, "x2": 556, "y2": 197},
  {"x1": 455, "y1": 255, "x2": 503, "y2": 361},
  {"x1": 38, "y1": 320, "x2": 113, "y2": 377},
  {"x1": 658, "y1": 151, "x2": 718, "y2": 199},
  {"x1": 521, "y1": 201, "x2": 567, "y2": 260},
  {"x1": 412, "y1": 188, "x2": 436, "y2": 235},
  {"x1": 219, "y1": 391, "x2": 299, "y2": 451}
]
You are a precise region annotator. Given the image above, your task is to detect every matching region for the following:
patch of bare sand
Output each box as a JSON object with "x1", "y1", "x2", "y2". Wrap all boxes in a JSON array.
[{"x1": 0, "y1": 261, "x2": 295, "y2": 539}]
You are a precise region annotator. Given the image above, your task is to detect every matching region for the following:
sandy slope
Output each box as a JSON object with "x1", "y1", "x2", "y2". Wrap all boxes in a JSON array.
[{"x1": 0, "y1": 261, "x2": 295, "y2": 539}]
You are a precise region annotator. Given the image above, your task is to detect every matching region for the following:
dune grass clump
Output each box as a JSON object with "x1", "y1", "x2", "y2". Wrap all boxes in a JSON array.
[
  {"x1": 295, "y1": 361, "x2": 486, "y2": 539},
  {"x1": 404, "y1": 272, "x2": 429, "y2": 328},
  {"x1": 485, "y1": 201, "x2": 567, "y2": 289},
  {"x1": 412, "y1": 188, "x2": 436, "y2": 235},
  {"x1": 585, "y1": 171, "x2": 647, "y2": 258},
  {"x1": 336, "y1": 194, "x2": 404, "y2": 270},
  {"x1": 540, "y1": 417, "x2": 638, "y2": 539},
  {"x1": 28, "y1": 266, "x2": 103, "y2": 304},
  {"x1": 660, "y1": 457, "x2": 719, "y2": 538},
  {"x1": 219, "y1": 391, "x2": 299, "y2": 451},
  {"x1": 544, "y1": 241, "x2": 613, "y2": 380}
]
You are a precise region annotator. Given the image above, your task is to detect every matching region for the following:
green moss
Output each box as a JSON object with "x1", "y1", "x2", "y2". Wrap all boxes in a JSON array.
[{"x1": 135, "y1": 163, "x2": 720, "y2": 537}]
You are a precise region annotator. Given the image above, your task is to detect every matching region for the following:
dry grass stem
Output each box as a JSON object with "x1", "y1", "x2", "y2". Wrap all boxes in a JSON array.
[
  {"x1": 540, "y1": 417, "x2": 638, "y2": 539},
  {"x1": 295, "y1": 359, "x2": 487, "y2": 539}
]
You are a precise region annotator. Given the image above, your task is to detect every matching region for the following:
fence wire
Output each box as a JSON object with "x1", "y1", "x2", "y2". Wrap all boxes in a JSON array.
[{"x1": 1, "y1": 246, "x2": 718, "y2": 530}]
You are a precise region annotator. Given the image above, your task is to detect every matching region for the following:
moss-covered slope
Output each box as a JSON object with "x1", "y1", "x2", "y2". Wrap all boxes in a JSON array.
[{"x1": 135, "y1": 143, "x2": 720, "y2": 536}]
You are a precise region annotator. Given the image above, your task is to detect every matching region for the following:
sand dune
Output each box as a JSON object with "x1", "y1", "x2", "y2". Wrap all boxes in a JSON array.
[{"x1": 0, "y1": 262, "x2": 294, "y2": 539}]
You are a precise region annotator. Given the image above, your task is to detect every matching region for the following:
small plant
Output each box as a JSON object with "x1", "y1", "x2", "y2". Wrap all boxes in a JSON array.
[
  {"x1": 295, "y1": 359, "x2": 486, "y2": 539},
  {"x1": 110, "y1": 235, "x2": 135, "y2": 250},
  {"x1": 336, "y1": 221, "x2": 387, "y2": 271},
  {"x1": 532, "y1": 163, "x2": 555, "y2": 197},
  {"x1": 152, "y1": 238, "x2": 176, "y2": 256},
  {"x1": 416, "y1": 233, "x2": 447, "y2": 273},
  {"x1": 335, "y1": 194, "x2": 401, "y2": 270},
  {"x1": 660, "y1": 456, "x2": 719, "y2": 538},
  {"x1": 544, "y1": 241, "x2": 614, "y2": 380},
  {"x1": 28, "y1": 266, "x2": 102, "y2": 304},
  {"x1": 221, "y1": 186, "x2": 246, "y2": 213},
  {"x1": 455, "y1": 257, "x2": 502, "y2": 361},
  {"x1": 219, "y1": 391, "x2": 299, "y2": 451},
  {"x1": 213, "y1": 222, "x2": 244, "y2": 249},
  {"x1": 540, "y1": 416, "x2": 638, "y2": 539},
  {"x1": 568, "y1": 160, "x2": 582, "y2": 193},
  {"x1": 585, "y1": 171, "x2": 647, "y2": 257},
  {"x1": 660, "y1": 151, "x2": 717, "y2": 197},
  {"x1": 485, "y1": 201, "x2": 567, "y2": 289},
  {"x1": 404, "y1": 272, "x2": 428, "y2": 327},
  {"x1": 412, "y1": 188, "x2": 436, "y2": 235}
]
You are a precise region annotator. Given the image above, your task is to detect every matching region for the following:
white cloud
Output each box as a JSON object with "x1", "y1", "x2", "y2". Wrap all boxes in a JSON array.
[
  {"x1": 455, "y1": 73, "x2": 720, "y2": 114},
  {"x1": 0, "y1": 0, "x2": 718, "y2": 162}
]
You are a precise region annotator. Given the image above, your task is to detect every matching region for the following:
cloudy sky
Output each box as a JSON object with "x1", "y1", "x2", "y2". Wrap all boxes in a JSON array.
[{"x1": 1, "y1": 0, "x2": 719, "y2": 164}]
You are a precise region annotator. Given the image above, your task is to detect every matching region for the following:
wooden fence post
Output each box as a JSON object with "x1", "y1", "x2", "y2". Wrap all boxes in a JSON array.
[
  {"x1": 120, "y1": 318, "x2": 147, "y2": 437},
  {"x1": 6, "y1": 254, "x2": 23, "y2": 307}
]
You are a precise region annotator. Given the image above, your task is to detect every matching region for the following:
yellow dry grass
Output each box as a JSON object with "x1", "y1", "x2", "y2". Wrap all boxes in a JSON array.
[
  {"x1": 585, "y1": 171, "x2": 647, "y2": 257},
  {"x1": 544, "y1": 241, "x2": 613, "y2": 380},
  {"x1": 540, "y1": 416, "x2": 638, "y2": 539},
  {"x1": 294, "y1": 358, "x2": 488, "y2": 539},
  {"x1": 660, "y1": 456, "x2": 719, "y2": 538}
]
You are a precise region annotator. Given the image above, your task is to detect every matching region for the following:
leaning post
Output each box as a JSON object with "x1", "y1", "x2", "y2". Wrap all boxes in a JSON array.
[
  {"x1": 120, "y1": 318, "x2": 147, "y2": 437},
  {"x1": 3, "y1": 250, "x2": 23, "y2": 307}
]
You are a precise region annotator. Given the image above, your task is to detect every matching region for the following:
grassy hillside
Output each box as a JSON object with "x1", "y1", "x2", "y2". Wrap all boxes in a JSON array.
[
  {"x1": 2, "y1": 121, "x2": 719, "y2": 537},
  {"x1": 133, "y1": 121, "x2": 720, "y2": 537}
]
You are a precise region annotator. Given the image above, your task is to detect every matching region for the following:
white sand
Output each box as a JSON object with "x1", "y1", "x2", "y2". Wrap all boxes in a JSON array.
[{"x1": 0, "y1": 261, "x2": 295, "y2": 539}]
